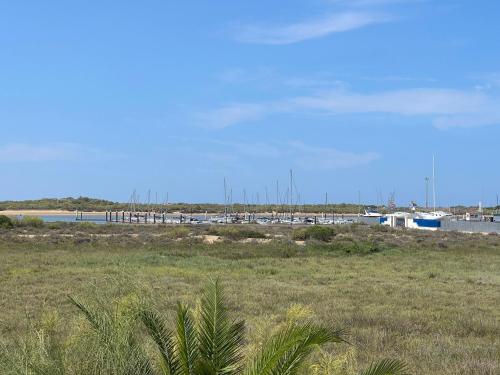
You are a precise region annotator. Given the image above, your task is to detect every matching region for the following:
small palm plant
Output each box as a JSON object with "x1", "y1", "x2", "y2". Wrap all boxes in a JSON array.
[
  {"x1": 136, "y1": 280, "x2": 408, "y2": 375},
  {"x1": 6, "y1": 280, "x2": 408, "y2": 375}
]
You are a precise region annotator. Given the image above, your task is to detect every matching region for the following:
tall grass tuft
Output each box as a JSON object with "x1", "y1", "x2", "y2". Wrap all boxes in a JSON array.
[{"x1": 15, "y1": 216, "x2": 44, "y2": 228}]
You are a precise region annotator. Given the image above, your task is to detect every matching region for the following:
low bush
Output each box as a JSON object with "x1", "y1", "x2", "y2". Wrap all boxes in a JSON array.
[
  {"x1": 165, "y1": 226, "x2": 190, "y2": 239},
  {"x1": 46, "y1": 222, "x2": 64, "y2": 230},
  {"x1": 206, "y1": 226, "x2": 266, "y2": 240},
  {"x1": 77, "y1": 221, "x2": 98, "y2": 230},
  {"x1": 15, "y1": 216, "x2": 44, "y2": 228},
  {"x1": 0, "y1": 215, "x2": 13, "y2": 229},
  {"x1": 293, "y1": 226, "x2": 337, "y2": 242}
]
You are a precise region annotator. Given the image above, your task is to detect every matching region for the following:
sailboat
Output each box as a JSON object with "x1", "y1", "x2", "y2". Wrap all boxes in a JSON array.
[{"x1": 415, "y1": 155, "x2": 451, "y2": 220}]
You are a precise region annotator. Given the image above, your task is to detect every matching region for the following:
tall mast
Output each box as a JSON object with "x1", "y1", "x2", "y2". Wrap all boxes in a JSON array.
[
  {"x1": 230, "y1": 188, "x2": 233, "y2": 214},
  {"x1": 265, "y1": 186, "x2": 269, "y2": 212},
  {"x1": 276, "y1": 180, "x2": 279, "y2": 207},
  {"x1": 289, "y1": 169, "x2": 293, "y2": 222},
  {"x1": 224, "y1": 177, "x2": 227, "y2": 223},
  {"x1": 243, "y1": 189, "x2": 247, "y2": 212},
  {"x1": 425, "y1": 177, "x2": 429, "y2": 209},
  {"x1": 325, "y1": 192, "x2": 328, "y2": 219},
  {"x1": 432, "y1": 155, "x2": 436, "y2": 212}
]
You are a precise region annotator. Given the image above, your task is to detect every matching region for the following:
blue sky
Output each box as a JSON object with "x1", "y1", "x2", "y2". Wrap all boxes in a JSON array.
[{"x1": 1, "y1": 0, "x2": 499, "y2": 206}]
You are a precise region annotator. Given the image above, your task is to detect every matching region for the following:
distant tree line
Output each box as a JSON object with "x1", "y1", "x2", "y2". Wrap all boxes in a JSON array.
[
  {"x1": 0, "y1": 196, "x2": 363, "y2": 214},
  {"x1": 0, "y1": 196, "x2": 497, "y2": 214}
]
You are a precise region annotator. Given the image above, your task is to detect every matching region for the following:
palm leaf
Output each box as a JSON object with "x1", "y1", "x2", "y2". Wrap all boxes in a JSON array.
[
  {"x1": 245, "y1": 323, "x2": 346, "y2": 375},
  {"x1": 69, "y1": 295, "x2": 152, "y2": 374},
  {"x1": 68, "y1": 295, "x2": 110, "y2": 334},
  {"x1": 125, "y1": 342, "x2": 157, "y2": 375},
  {"x1": 359, "y1": 359, "x2": 409, "y2": 375},
  {"x1": 176, "y1": 303, "x2": 199, "y2": 375},
  {"x1": 272, "y1": 325, "x2": 346, "y2": 375},
  {"x1": 198, "y1": 279, "x2": 245, "y2": 375},
  {"x1": 141, "y1": 309, "x2": 179, "y2": 375}
]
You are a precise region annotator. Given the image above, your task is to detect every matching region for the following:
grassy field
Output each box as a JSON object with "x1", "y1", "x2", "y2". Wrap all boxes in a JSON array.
[{"x1": 0, "y1": 223, "x2": 498, "y2": 374}]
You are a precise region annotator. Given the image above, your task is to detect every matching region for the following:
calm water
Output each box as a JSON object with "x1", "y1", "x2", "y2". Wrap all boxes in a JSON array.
[
  {"x1": 14, "y1": 215, "x2": 107, "y2": 224},
  {"x1": 23, "y1": 213, "x2": 360, "y2": 225}
]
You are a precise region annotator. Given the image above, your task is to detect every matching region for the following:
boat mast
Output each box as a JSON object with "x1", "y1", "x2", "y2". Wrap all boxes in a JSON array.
[
  {"x1": 325, "y1": 192, "x2": 328, "y2": 219},
  {"x1": 289, "y1": 169, "x2": 293, "y2": 222},
  {"x1": 224, "y1": 177, "x2": 227, "y2": 223},
  {"x1": 425, "y1": 177, "x2": 429, "y2": 209},
  {"x1": 432, "y1": 155, "x2": 436, "y2": 212},
  {"x1": 276, "y1": 180, "x2": 279, "y2": 214}
]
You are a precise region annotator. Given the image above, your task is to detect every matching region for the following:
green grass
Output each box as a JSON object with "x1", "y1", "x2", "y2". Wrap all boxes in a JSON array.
[{"x1": 0, "y1": 224, "x2": 498, "y2": 374}]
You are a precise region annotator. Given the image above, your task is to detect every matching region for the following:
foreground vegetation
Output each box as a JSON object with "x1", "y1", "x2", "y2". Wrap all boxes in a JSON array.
[
  {"x1": 1, "y1": 280, "x2": 407, "y2": 374},
  {"x1": 0, "y1": 223, "x2": 498, "y2": 374}
]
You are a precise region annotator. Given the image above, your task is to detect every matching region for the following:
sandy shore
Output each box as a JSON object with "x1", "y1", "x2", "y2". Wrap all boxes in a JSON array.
[{"x1": 0, "y1": 210, "x2": 105, "y2": 216}]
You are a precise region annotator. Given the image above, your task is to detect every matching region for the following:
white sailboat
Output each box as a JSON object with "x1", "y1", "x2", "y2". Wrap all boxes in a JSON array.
[{"x1": 415, "y1": 155, "x2": 451, "y2": 220}]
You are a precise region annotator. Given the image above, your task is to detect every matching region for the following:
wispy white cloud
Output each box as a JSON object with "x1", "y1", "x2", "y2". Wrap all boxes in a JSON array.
[
  {"x1": 329, "y1": 0, "x2": 426, "y2": 6},
  {"x1": 291, "y1": 88, "x2": 489, "y2": 116},
  {"x1": 0, "y1": 143, "x2": 122, "y2": 163},
  {"x1": 293, "y1": 88, "x2": 500, "y2": 128},
  {"x1": 219, "y1": 68, "x2": 347, "y2": 89},
  {"x1": 474, "y1": 72, "x2": 500, "y2": 91},
  {"x1": 200, "y1": 87, "x2": 500, "y2": 129},
  {"x1": 236, "y1": 12, "x2": 389, "y2": 45},
  {"x1": 360, "y1": 75, "x2": 436, "y2": 83},
  {"x1": 166, "y1": 137, "x2": 381, "y2": 170},
  {"x1": 287, "y1": 141, "x2": 380, "y2": 169},
  {"x1": 197, "y1": 103, "x2": 268, "y2": 129},
  {"x1": 179, "y1": 138, "x2": 379, "y2": 170}
]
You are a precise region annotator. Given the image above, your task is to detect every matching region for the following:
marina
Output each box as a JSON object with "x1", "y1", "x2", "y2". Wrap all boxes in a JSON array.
[{"x1": 69, "y1": 208, "x2": 500, "y2": 234}]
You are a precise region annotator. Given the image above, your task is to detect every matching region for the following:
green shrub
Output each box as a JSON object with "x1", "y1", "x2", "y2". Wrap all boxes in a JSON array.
[
  {"x1": 293, "y1": 226, "x2": 337, "y2": 242},
  {"x1": 206, "y1": 226, "x2": 266, "y2": 240},
  {"x1": 326, "y1": 238, "x2": 386, "y2": 255},
  {"x1": 77, "y1": 222, "x2": 98, "y2": 230},
  {"x1": 16, "y1": 216, "x2": 44, "y2": 228},
  {"x1": 0, "y1": 215, "x2": 13, "y2": 229},
  {"x1": 47, "y1": 222, "x2": 63, "y2": 229},
  {"x1": 165, "y1": 226, "x2": 190, "y2": 239},
  {"x1": 292, "y1": 228, "x2": 307, "y2": 241}
]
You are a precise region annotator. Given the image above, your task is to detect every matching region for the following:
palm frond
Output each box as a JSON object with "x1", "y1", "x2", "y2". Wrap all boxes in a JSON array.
[
  {"x1": 141, "y1": 309, "x2": 179, "y2": 375},
  {"x1": 69, "y1": 294, "x2": 152, "y2": 374},
  {"x1": 176, "y1": 303, "x2": 199, "y2": 375},
  {"x1": 198, "y1": 279, "x2": 245, "y2": 375},
  {"x1": 125, "y1": 342, "x2": 157, "y2": 375},
  {"x1": 68, "y1": 295, "x2": 110, "y2": 333},
  {"x1": 245, "y1": 323, "x2": 346, "y2": 375},
  {"x1": 359, "y1": 359, "x2": 409, "y2": 375},
  {"x1": 272, "y1": 325, "x2": 346, "y2": 375}
]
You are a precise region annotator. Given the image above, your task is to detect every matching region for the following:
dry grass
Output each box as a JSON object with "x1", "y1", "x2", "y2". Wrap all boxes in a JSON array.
[{"x1": 0, "y1": 224, "x2": 498, "y2": 374}]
